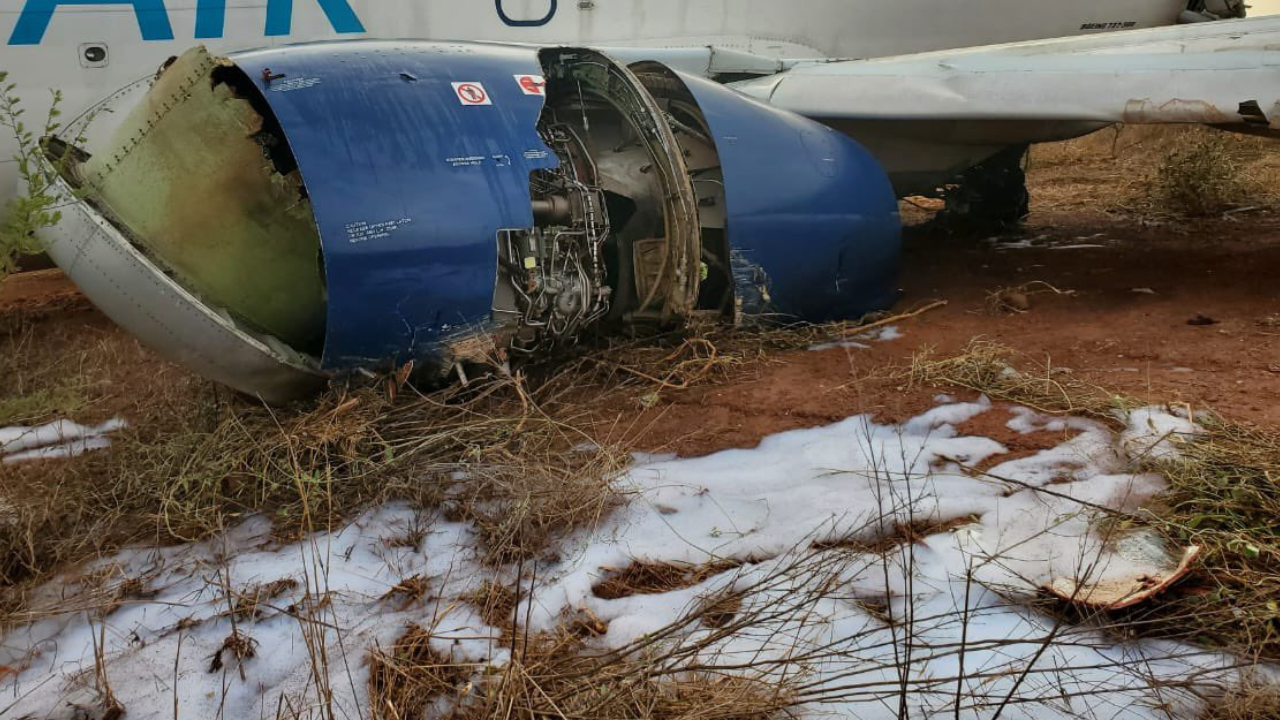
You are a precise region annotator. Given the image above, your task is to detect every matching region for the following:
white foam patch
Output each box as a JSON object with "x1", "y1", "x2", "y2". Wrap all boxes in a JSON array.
[
  {"x1": 1006, "y1": 405, "x2": 1077, "y2": 434},
  {"x1": 808, "y1": 340, "x2": 871, "y2": 352},
  {"x1": 1, "y1": 419, "x2": 128, "y2": 464},
  {"x1": 0, "y1": 404, "x2": 1250, "y2": 719},
  {"x1": 1, "y1": 506, "x2": 499, "y2": 720},
  {"x1": 871, "y1": 325, "x2": 903, "y2": 342},
  {"x1": 807, "y1": 325, "x2": 902, "y2": 352},
  {"x1": 1121, "y1": 407, "x2": 1198, "y2": 461}
]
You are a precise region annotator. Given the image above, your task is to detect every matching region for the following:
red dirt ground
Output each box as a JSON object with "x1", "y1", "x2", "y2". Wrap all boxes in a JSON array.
[
  {"x1": 621, "y1": 209, "x2": 1280, "y2": 455},
  {"x1": 6, "y1": 206, "x2": 1276, "y2": 460}
]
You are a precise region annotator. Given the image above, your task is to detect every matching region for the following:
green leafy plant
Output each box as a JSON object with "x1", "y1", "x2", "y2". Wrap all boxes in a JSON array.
[
  {"x1": 1, "y1": 73, "x2": 57, "y2": 276},
  {"x1": 0, "y1": 71, "x2": 98, "y2": 281}
]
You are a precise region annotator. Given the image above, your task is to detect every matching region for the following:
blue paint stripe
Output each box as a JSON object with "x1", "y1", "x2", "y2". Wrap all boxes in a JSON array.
[
  {"x1": 266, "y1": 0, "x2": 365, "y2": 37},
  {"x1": 9, "y1": 0, "x2": 174, "y2": 45},
  {"x1": 194, "y1": 0, "x2": 225, "y2": 39}
]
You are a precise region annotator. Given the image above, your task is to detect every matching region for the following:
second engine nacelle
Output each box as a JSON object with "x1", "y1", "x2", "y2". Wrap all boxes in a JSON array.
[{"x1": 40, "y1": 41, "x2": 900, "y2": 402}]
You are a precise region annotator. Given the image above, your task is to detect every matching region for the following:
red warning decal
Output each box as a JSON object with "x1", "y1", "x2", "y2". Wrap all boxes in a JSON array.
[
  {"x1": 452, "y1": 82, "x2": 492, "y2": 106},
  {"x1": 514, "y1": 74, "x2": 546, "y2": 96}
]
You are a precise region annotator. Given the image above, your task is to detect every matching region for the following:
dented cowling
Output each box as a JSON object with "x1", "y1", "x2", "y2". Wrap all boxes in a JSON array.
[{"x1": 39, "y1": 41, "x2": 899, "y2": 403}]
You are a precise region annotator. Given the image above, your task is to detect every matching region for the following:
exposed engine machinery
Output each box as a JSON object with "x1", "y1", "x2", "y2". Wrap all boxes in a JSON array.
[
  {"x1": 1182, "y1": 0, "x2": 1248, "y2": 21},
  {"x1": 499, "y1": 124, "x2": 613, "y2": 357},
  {"x1": 38, "y1": 42, "x2": 900, "y2": 403}
]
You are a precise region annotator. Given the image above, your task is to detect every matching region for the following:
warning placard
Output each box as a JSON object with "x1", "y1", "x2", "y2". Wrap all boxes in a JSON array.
[
  {"x1": 514, "y1": 74, "x2": 546, "y2": 96},
  {"x1": 452, "y1": 82, "x2": 492, "y2": 106}
]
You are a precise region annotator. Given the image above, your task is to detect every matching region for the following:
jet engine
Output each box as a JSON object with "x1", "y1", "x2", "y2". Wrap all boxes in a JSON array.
[{"x1": 39, "y1": 42, "x2": 900, "y2": 403}]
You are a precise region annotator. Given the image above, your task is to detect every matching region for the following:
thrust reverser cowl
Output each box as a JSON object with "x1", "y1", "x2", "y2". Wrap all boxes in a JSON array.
[
  {"x1": 39, "y1": 41, "x2": 900, "y2": 404},
  {"x1": 635, "y1": 64, "x2": 902, "y2": 321}
]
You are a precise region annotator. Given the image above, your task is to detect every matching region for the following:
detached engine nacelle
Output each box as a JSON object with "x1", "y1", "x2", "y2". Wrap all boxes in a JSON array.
[{"x1": 40, "y1": 42, "x2": 900, "y2": 403}]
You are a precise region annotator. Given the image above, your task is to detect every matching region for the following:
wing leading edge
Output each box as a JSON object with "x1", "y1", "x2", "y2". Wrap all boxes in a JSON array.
[{"x1": 725, "y1": 16, "x2": 1280, "y2": 194}]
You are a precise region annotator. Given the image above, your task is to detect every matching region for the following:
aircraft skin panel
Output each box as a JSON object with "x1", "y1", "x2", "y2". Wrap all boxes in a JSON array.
[
  {"x1": 731, "y1": 16, "x2": 1280, "y2": 191},
  {"x1": 226, "y1": 41, "x2": 560, "y2": 371},
  {"x1": 0, "y1": 0, "x2": 1191, "y2": 57},
  {"x1": 75, "y1": 48, "x2": 329, "y2": 353},
  {"x1": 38, "y1": 173, "x2": 326, "y2": 404},
  {"x1": 735, "y1": 16, "x2": 1280, "y2": 123},
  {"x1": 0, "y1": 0, "x2": 1199, "y2": 206},
  {"x1": 672, "y1": 69, "x2": 901, "y2": 321}
]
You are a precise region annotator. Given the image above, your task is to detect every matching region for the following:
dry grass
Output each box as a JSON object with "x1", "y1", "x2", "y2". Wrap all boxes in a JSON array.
[
  {"x1": 5, "y1": 317, "x2": 1274, "y2": 716},
  {"x1": 364, "y1": 531, "x2": 1244, "y2": 720},
  {"x1": 0, "y1": 322, "x2": 92, "y2": 426},
  {"x1": 983, "y1": 281, "x2": 1075, "y2": 316},
  {"x1": 230, "y1": 578, "x2": 300, "y2": 620},
  {"x1": 1125, "y1": 414, "x2": 1280, "y2": 658},
  {"x1": 368, "y1": 625, "x2": 473, "y2": 720},
  {"x1": 908, "y1": 340, "x2": 1280, "y2": 658},
  {"x1": 370, "y1": 623, "x2": 791, "y2": 720},
  {"x1": 367, "y1": 551, "x2": 866, "y2": 720},
  {"x1": 0, "y1": 373, "x2": 630, "y2": 592},
  {"x1": 0, "y1": 299, "x2": 944, "y2": 675},
  {"x1": 1151, "y1": 132, "x2": 1256, "y2": 217},
  {"x1": 1202, "y1": 677, "x2": 1280, "y2": 720},
  {"x1": 592, "y1": 560, "x2": 747, "y2": 600},
  {"x1": 208, "y1": 629, "x2": 259, "y2": 674},
  {"x1": 1029, "y1": 125, "x2": 1278, "y2": 218},
  {"x1": 906, "y1": 338, "x2": 1129, "y2": 421},
  {"x1": 462, "y1": 581, "x2": 519, "y2": 633},
  {"x1": 0, "y1": 297, "x2": 947, "y2": 590}
]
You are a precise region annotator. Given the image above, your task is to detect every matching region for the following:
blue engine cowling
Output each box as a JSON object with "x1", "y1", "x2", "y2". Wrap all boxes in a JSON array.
[
  {"x1": 638, "y1": 65, "x2": 901, "y2": 322},
  {"x1": 41, "y1": 40, "x2": 900, "y2": 402}
]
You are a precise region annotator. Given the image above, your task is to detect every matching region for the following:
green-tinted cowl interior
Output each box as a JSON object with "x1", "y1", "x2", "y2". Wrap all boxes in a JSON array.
[{"x1": 77, "y1": 47, "x2": 326, "y2": 354}]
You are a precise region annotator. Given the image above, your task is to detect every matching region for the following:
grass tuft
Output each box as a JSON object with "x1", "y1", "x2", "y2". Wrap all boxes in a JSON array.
[
  {"x1": 1202, "y1": 677, "x2": 1280, "y2": 720},
  {"x1": 1150, "y1": 131, "x2": 1256, "y2": 217},
  {"x1": 906, "y1": 338, "x2": 1130, "y2": 420},
  {"x1": 369, "y1": 625, "x2": 473, "y2": 720}
]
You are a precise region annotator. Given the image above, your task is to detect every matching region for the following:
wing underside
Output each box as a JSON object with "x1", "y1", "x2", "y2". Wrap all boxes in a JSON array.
[{"x1": 727, "y1": 17, "x2": 1280, "y2": 192}]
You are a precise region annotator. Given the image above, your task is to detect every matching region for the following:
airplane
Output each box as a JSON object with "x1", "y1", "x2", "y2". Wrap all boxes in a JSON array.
[
  {"x1": 0, "y1": 0, "x2": 1253, "y2": 218},
  {"x1": 0, "y1": 0, "x2": 1274, "y2": 404}
]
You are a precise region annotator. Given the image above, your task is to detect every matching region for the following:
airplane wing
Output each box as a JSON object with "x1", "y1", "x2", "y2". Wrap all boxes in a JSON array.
[
  {"x1": 607, "y1": 17, "x2": 1280, "y2": 195},
  {"x1": 732, "y1": 16, "x2": 1280, "y2": 134}
]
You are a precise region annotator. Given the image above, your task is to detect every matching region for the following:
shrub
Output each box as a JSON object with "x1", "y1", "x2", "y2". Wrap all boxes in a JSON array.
[
  {"x1": 1151, "y1": 131, "x2": 1254, "y2": 217},
  {"x1": 0, "y1": 72, "x2": 71, "y2": 281}
]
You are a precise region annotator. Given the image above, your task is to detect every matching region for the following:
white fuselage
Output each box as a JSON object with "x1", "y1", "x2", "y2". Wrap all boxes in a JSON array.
[{"x1": 0, "y1": 0, "x2": 1191, "y2": 203}]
